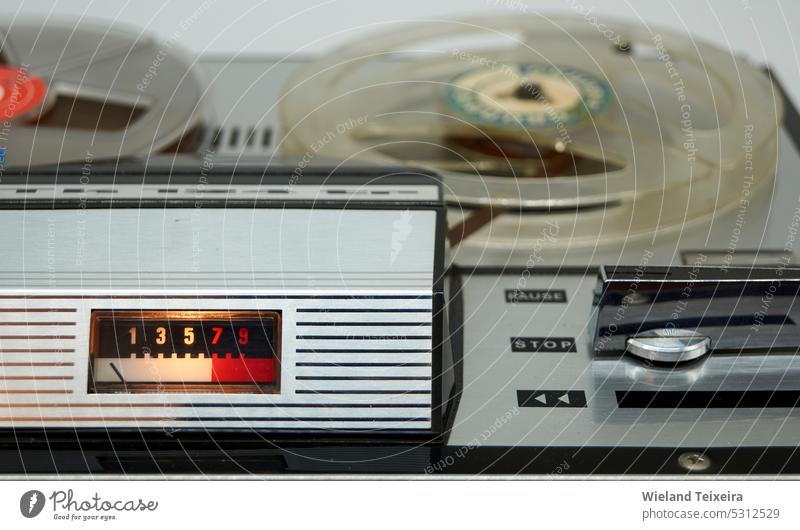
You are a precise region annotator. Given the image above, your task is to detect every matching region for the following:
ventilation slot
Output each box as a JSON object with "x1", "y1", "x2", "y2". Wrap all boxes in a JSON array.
[{"x1": 207, "y1": 125, "x2": 274, "y2": 154}]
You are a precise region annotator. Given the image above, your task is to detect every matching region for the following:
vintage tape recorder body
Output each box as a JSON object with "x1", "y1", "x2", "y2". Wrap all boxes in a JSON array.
[{"x1": 1, "y1": 15, "x2": 800, "y2": 475}]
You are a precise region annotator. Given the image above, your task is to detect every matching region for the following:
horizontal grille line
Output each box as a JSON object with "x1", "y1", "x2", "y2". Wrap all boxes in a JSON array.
[
  {"x1": 296, "y1": 362, "x2": 431, "y2": 367},
  {"x1": 0, "y1": 417, "x2": 430, "y2": 422},
  {"x1": 0, "y1": 322, "x2": 76, "y2": 326},
  {"x1": 0, "y1": 271, "x2": 429, "y2": 275},
  {"x1": 296, "y1": 322, "x2": 430, "y2": 327},
  {"x1": 0, "y1": 362, "x2": 75, "y2": 367},
  {"x1": 296, "y1": 376, "x2": 431, "y2": 381},
  {"x1": 0, "y1": 417, "x2": 173, "y2": 422},
  {"x1": 0, "y1": 335, "x2": 75, "y2": 340},
  {"x1": 296, "y1": 349, "x2": 429, "y2": 353},
  {"x1": 0, "y1": 349, "x2": 75, "y2": 353},
  {"x1": 0, "y1": 309, "x2": 77, "y2": 313},
  {"x1": 296, "y1": 335, "x2": 431, "y2": 340},
  {"x1": 0, "y1": 376, "x2": 74, "y2": 380},
  {"x1": 0, "y1": 403, "x2": 432, "y2": 409},
  {"x1": 297, "y1": 309, "x2": 432, "y2": 313},
  {"x1": 0, "y1": 294, "x2": 431, "y2": 300},
  {"x1": 176, "y1": 417, "x2": 430, "y2": 422},
  {"x1": 296, "y1": 390, "x2": 431, "y2": 395},
  {"x1": 0, "y1": 390, "x2": 73, "y2": 394}
]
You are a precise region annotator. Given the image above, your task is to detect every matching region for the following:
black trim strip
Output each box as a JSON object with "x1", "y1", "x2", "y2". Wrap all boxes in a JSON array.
[
  {"x1": 617, "y1": 390, "x2": 800, "y2": 408},
  {"x1": 442, "y1": 271, "x2": 464, "y2": 442}
]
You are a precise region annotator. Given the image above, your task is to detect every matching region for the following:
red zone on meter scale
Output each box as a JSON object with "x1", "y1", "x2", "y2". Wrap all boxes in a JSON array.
[{"x1": 208, "y1": 355, "x2": 275, "y2": 383}]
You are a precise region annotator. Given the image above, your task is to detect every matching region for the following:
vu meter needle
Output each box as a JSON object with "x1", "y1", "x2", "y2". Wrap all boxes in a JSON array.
[{"x1": 110, "y1": 362, "x2": 126, "y2": 383}]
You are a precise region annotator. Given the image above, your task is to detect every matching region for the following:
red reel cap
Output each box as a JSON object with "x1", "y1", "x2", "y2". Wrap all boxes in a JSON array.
[{"x1": 0, "y1": 66, "x2": 47, "y2": 120}]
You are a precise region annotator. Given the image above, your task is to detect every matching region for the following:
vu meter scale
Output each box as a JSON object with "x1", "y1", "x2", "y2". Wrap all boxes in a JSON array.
[{"x1": 90, "y1": 311, "x2": 281, "y2": 392}]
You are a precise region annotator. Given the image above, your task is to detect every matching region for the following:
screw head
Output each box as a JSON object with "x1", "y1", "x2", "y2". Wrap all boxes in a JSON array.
[{"x1": 678, "y1": 451, "x2": 711, "y2": 472}]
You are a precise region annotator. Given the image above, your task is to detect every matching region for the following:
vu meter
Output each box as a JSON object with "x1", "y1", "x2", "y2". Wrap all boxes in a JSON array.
[{"x1": 89, "y1": 310, "x2": 281, "y2": 393}]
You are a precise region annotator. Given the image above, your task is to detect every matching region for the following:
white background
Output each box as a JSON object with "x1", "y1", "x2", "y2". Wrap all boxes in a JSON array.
[{"x1": 1, "y1": 0, "x2": 799, "y2": 101}]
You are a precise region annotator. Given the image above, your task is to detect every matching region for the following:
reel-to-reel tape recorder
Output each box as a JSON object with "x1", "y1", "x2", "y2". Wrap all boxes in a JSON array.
[{"x1": 0, "y1": 14, "x2": 798, "y2": 475}]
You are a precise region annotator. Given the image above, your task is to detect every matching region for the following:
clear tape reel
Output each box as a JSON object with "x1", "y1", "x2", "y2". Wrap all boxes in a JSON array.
[
  {"x1": 279, "y1": 14, "x2": 783, "y2": 251},
  {"x1": 0, "y1": 18, "x2": 208, "y2": 167}
]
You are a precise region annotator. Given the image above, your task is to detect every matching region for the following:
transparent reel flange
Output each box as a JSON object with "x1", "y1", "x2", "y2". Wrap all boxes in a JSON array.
[
  {"x1": 279, "y1": 14, "x2": 783, "y2": 257},
  {"x1": 0, "y1": 18, "x2": 208, "y2": 166}
]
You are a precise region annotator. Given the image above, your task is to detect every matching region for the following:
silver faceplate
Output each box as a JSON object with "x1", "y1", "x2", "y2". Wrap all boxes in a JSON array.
[
  {"x1": 0, "y1": 206, "x2": 438, "y2": 430},
  {"x1": 448, "y1": 273, "x2": 800, "y2": 448}
]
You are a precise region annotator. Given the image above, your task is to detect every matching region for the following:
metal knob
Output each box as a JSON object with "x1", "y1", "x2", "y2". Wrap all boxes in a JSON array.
[{"x1": 625, "y1": 328, "x2": 710, "y2": 363}]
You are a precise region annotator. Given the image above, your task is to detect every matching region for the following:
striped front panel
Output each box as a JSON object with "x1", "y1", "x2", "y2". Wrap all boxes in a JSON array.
[{"x1": 0, "y1": 292, "x2": 434, "y2": 431}]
